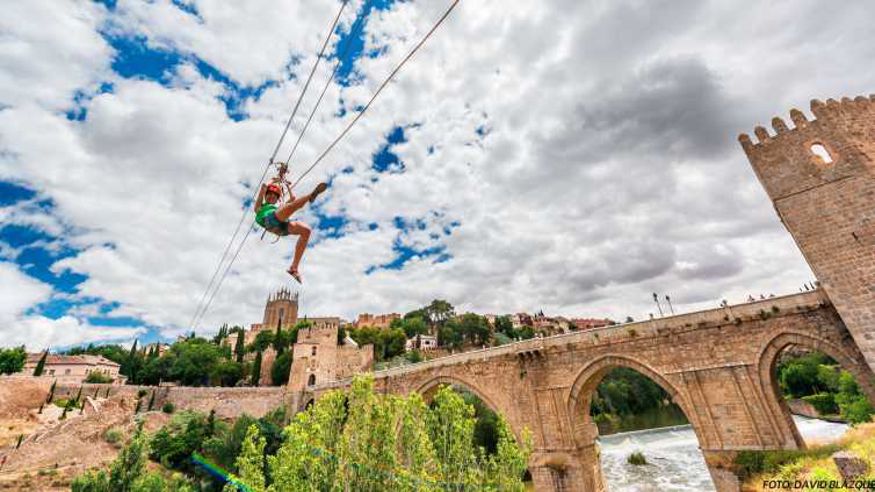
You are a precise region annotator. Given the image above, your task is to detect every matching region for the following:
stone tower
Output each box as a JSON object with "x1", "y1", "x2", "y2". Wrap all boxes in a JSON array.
[
  {"x1": 739, "y1": 94, "x2": 875, "y2": 371},
  {"x1": 262, "y1": 287, "x2": 298, "y2": 331}
]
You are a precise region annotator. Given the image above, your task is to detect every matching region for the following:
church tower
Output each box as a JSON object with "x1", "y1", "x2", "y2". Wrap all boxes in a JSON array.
[
  {"x1": 262, "y1": 287, "x2": 299, "y2": 331},
  {"x1": 739, "y1": 94, "x2": 875, "y2": 371}
]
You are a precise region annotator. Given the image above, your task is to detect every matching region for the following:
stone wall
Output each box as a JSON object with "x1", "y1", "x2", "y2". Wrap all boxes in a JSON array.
[{"x1": 53, "y1": 384, "x2": 287, "y2": 420}]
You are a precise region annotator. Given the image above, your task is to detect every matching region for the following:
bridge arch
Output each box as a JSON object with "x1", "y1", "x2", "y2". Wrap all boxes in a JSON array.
[
  {"x1": 567, "y1": 354, "x2": 703, "y2": 445},
  {"x1": 415, "y1": 375, "x2": 505, "y2": 417},
  {"x1": 564, "y1": 354, "x2": 706, "y2": 491},
  {"x1": 757, "y1": 330, "x2": 875, "y2": 448}
]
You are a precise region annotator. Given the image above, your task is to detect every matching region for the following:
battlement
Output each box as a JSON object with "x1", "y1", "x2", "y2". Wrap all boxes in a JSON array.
[
  {"x1": 267, "y1": 286, "x2": 299, "y2": 303},
  {"x1": 738, "y1": 94, "x2": 875, "y2": 200}
]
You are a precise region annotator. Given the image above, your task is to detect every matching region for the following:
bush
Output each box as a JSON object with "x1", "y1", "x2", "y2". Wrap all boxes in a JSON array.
[
  {"x1": 162, "y1": 402, "x2": 175, "y2": 414},
  {"x1": 802, "y1": 393, "x2": 838, "y2": 415},
  {"x1": 405, "y1": 349, "x2": 423, "y2": 363},
  {"x1": 627, "y1": 451, "x2": 647, "y2": 465},
  {"x1": 137, "y1": 389, "x2": 147, "y2": 398},
  {"x1": 85, "y1": 372, "x2": 114, "y2": 384},
  {"x1": 103, "y1": 428, "x2": 123, "y2": 447}
]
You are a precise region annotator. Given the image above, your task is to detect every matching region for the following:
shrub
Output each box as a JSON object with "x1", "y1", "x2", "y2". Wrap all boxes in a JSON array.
[
  {"x1": 103, "y1": 428, "x2": 123, "y2": 447},
  {"x1": 85, "y1": 372, "x2": 113, "y2": 384},
  {"x1": 627, "y1": 451, "x2": 647, "y2": 465},
  {"x1": 162, "y1": 402, "x2": 175, "y2": 414},
  {"x1": 802, "y1": 393, "x2": 838, "y2": 415},
  {"x1": 137, "y1": 389, "x2": 147, "y2": 398}
]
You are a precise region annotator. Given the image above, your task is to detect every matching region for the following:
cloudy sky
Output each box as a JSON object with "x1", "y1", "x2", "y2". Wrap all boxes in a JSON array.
[{"x1": 1, "y1": 0, "x2": 874, "y2": 350}]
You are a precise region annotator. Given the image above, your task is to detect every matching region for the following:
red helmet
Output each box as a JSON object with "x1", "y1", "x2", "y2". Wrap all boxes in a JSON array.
[{"x1": 265, "y1": 183, "x2": 282, "y2": 196}]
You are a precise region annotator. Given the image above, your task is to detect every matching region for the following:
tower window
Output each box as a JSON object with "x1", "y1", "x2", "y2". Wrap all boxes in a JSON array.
[
  {"x1": 311, "y1": 346, "x2": 317, "y2": 356},
  {"x1": 810, "y1": 143, "x2": 833, "y2": 164},
  {"x1": 308, "y1": 374, "x2": 316, "y2": 386}
]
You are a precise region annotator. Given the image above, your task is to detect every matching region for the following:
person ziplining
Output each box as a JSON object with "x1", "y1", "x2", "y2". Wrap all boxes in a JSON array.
[
  {"x1": 254, "y1": 163, "x2": 327, "y2": 284},
  {"x1": 187, "y1": 0, "x2": 462, "y2": 330}
]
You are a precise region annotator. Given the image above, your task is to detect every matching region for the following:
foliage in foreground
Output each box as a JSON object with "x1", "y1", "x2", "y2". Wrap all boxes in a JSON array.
[
  {"x1": 72, "y1": 424, "x2": 194, "y2": 492},
  {"x1": 738, "y1": 422, "x2": 875, "y2": 488},
  {"x1": 221, "y1": 375, "x2": 532, "y2": 491}
]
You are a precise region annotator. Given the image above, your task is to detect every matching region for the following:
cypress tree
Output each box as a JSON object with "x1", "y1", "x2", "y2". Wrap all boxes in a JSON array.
[
  {"x1": 15, "y1": 435, "x2": 23, "y2": 449},
  {"x1": 46, "y1": 380, "x2": 56, "y2": 403},
  {"x1": 147, "y1": 391, "x2": 155, "y2": 411},
  {"x1": 105, "y1": 387, "x2": 111, "y2": 398},
  {"x1": 134, "y1": 398, "x2": 141, "y2": 414},
  {"x1": 275, "y1": 324, "x2": 284, "y2": 354},
  {"x1": 73, "y1": 386, "x2": 83, "y2": 405},
  {"x1": 251, "y1": 351, "x2": 262, "y2": 387},
  {"x1": 38, "y1": 403, "x2": 43, "y2": 414},
  {"x1": 235, "y1": 330, "x2": 245, "y2": 364},
  {"x1": 32, "y1": 350, "x2": 47, "y2": 377},
  {"x1": 127, "y1": 339, "x2": 139, "y2": 381}
]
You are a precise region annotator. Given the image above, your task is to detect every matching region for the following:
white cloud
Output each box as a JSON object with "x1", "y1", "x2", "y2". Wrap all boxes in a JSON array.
[
  {"x1": 0, "y1": 0, "x2": 111, "y2": 110},
  {"x1": 2, "y1": 0, "x2": 872, "y2": 345},
  {"x1": 0, "y1": 262, "x2": 143, "y2": 349}
]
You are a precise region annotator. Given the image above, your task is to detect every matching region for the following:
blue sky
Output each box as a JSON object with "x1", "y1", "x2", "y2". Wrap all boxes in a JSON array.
[{"x1": 0, "y1": 0, "x2": 457, "y2": 349}]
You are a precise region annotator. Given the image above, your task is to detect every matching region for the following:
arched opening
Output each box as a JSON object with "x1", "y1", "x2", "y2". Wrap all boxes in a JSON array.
[
  {"x1": 758, "y1": 332, "x2": 875, "y2": 451},
  {"x1": 810, "y1": 143, "x2": 834, "y2": 165},
  {"x1": 307, "y1": 374, "x2": 316, "y2": 386},
  {"x1": 569, "y1": 356, "x2": 711, "y2": 491}
]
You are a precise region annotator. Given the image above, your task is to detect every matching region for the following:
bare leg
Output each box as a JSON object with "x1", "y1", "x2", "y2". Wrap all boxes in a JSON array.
[
  {"x1": 274, "y1": 183, "x2": 328, "y2": 221},
  {"x1": 286, "y1": 221, "x2": 312, "y2": 281},
  {"x1": 274, "y1": 195, "x2": 312, "y2": 221}
]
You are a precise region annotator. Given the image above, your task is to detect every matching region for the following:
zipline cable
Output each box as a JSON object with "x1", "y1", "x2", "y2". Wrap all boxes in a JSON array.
[
  {"x1": 283, "y1": 1, "x2": 369, "y2": 168},
  {"x1": 194, "y1": 0, "x2": 462, "y2": 328},
  {"x1": 289, "y1": 0, "x2": 461, "y2": 190},
  {"x1": 188, "y1": 0, "x2": 349, "y2": 331}
]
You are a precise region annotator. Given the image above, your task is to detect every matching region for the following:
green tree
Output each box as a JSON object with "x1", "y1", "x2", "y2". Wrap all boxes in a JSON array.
[
  {"x1": 249, "y1": 331, "x2": 275, "y2": 354},
  {"x1": 271, "y1": 352, "x2": 292, "y2": 386},
  {"x1": 164, "y1": 338, "x2": 224, "y2": 386},
  {"x1": 251, "y1": 351, "x2": 263, "y2": 387},
  {"x1": 424, "y1": 299, "x2": 455, "y2": 327},
  {"x1": 234, "y1": 330, "x2": 245, "y2": 364},
  {"x1": 493, "y1": 316, "x2": 513, "y2": 337},
  {"x1": 33, "y1": 350, "x2": 48, "y2": 376},
  {"x1": 0, "y1": 346, "x2": 26, "y2": 375},
  {"x1": 149, "y1": 411, "x2": 215, "y2": 472},
  {"x1": 392, "y1": 317, "x2": 428, "y2": 338},
  {"x1": 211, "y1": 359, "x2": 244, "y2": 387},
  {"x1": 86, "y1": 372, "x2": 114, "y2": 384},
  {"x1": 459, "y1": 313, "x2": 491, "y2": 346},
  {"x1": 72, "y1": 424, "x2": 195, "y2": 492},
  {"x1": 262, "y1": 376, "x2": 531, "y2": 490},
  {"x1": 224, "y1": 425, "x2": 266, "y2": 492}
]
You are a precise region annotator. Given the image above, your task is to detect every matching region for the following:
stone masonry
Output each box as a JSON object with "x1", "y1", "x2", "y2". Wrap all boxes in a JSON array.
[
  {"x1": 303, "y1": 290, "x2": 875, "y2": 491},
  {"x1": 740, "y1": 95, "x2": 875, "y2": 372}
]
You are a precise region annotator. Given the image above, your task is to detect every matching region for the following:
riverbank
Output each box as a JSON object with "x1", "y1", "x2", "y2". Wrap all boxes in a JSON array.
[{"x1": 739, "y1": 421, "x2": 875, "y2": 491}]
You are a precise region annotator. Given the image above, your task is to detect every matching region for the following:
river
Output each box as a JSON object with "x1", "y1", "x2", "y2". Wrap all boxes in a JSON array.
[{"x1": 598, "y1": 416, "x2": 850, "y2": 491}]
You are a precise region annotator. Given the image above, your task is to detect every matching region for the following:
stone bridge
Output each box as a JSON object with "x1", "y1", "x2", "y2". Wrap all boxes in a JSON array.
[{"x1": 302, "y1": 290, "x2": 875, "y2": 491}]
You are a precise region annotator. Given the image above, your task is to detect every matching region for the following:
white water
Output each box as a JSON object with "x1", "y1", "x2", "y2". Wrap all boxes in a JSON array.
[{"x1": 598, "y1": 416, "x2": 850, "y2": 491}]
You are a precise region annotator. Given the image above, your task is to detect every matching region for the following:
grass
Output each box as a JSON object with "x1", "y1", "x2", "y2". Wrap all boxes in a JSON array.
[{"x1": 740, "y1": 422, "x2": 875, "y2": 490}]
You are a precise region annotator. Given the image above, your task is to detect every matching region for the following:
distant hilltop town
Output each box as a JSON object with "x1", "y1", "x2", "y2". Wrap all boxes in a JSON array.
[{"x1": 9, "y1": 287, "x2": 614, "y2": 389}]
